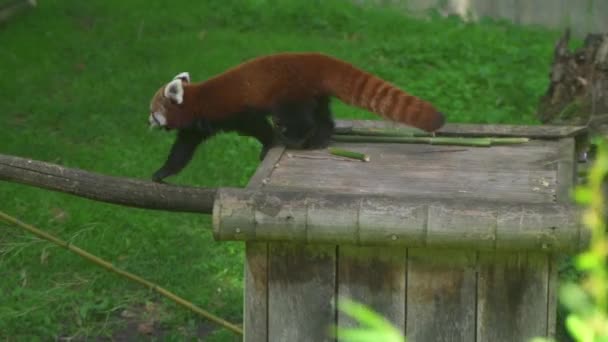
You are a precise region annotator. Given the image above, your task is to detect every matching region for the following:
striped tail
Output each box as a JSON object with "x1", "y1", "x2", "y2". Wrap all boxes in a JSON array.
[{"x1": 325, "y1": 64, "x2": 445, "y2": 132}]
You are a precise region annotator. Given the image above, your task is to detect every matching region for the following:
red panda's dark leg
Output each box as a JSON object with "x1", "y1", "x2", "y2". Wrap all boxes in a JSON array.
[
  {"x1": 214, "y1": 112, "x2": 277, "y2": 160},
  {"x1": 230, "y1": 113, "x2": 276, "y2": 160},
  {"x1": 273, "y1": 97, "x2": 334, "y2": 149},
  {"x1": 306, "y1": 96, "x2": 335, "y2": 149},
  {"x1": 272, "y1": 100, "x2": 318, "y2": 148},
  {"x1": 152, "y1": 128, "x2": 207, "y2": 182}
]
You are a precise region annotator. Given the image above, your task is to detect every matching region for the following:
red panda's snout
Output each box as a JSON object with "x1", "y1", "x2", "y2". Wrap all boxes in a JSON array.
[{"x1": 148, "y1": 110, "x2": 168, "y2": 129}]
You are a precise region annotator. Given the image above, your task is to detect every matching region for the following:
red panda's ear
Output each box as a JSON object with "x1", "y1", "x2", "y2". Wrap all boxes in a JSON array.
[
  {"x1": 164, "y1": 79, "x2": 184, "y2": 104},
  {"x1": 173, "y1": 72, "x2": 190, "y2": 83}
]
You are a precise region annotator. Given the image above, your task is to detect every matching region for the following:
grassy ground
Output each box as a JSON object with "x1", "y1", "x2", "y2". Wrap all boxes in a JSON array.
[{"x1": 0, "y1": 0, "x2": 563, "y2": 340}]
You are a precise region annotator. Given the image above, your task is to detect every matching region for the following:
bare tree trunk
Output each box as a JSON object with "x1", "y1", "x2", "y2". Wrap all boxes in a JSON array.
[{"x1": 538, "y1": 29, "x2": 608, "y2": 134}]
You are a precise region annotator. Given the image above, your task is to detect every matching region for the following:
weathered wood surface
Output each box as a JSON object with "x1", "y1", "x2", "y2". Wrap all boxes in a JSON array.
[
  {"x1": 236, "y1": 121, "x2": 580, "y2": 341},
  {"x1": 213, "y1": 188, "x2": 585, "y2": 252},
  {"x1": 476, "y1": 252, "x2": 550, "y2": 341},
  {"x1": 337, "y1": 246, "x2": 406, "y2": 331},
  {"x1": 241, "y1": 147, "x2": 283, "y2": 342},
  {"x1": 266, "y1": 138, "x2": 570, "y2": 204},
  {"x1": 267, "y1": 243, "x2": 336, "y2": 342},
  {"x1": 243, "y1": 243, "x2": 268, "y2": 342},
  {"x1": 556, "y1": 137, "x2": 576, "y2": 203},
  {"x1": 406, "y1": 249, "x2": 477, "y2": 342},
  {"x1": 246, "y1": 146, "x2": 285, "y2": 188},
  {"x1": 335, "y1": 119, "x2": 586, "y2": 138},
  {"x1": 0, "y1": 153, "x2": 217, "y2": 213}
]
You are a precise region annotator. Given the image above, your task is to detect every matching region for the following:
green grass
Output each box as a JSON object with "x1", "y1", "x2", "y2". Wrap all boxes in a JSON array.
[{"x1": 0, "y1": 0, "x2": 563, "y2": 340}]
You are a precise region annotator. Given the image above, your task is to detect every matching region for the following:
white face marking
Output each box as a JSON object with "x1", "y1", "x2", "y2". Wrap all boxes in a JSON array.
[{"x1": 149, "y1": 112, "x2": 167, "y2": 128}]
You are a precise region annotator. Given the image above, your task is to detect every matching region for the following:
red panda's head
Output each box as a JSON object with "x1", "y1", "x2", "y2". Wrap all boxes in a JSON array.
[{"x1": 148, "y1": 72, "x2": 191, "y2": 130}]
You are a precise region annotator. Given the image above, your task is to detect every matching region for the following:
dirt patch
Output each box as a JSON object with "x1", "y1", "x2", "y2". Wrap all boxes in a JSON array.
[{"x1": 57, "y1": 301, "x2": 220, "y2": 341}]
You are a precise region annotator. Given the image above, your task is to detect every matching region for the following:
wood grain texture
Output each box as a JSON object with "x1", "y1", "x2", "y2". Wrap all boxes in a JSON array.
[
  {"x1": 334, "y1": 119, "x2": 586, "y2": 138},
  {"x1": 556, "y1": 137, "x2": 575, "y2": 203},
  {"x1": 495, "y1": 202, "x2": 581, "y2": 251},
  {"x1": 247, "y1": 146, "x2": 285, "y2": 190},
  {"x1": 477, "y1": 252, "x2": 550, "y2": 341},
  {"x1": 244, "y1": 242, "x2": 268, "y2": 342},
  {"x1": 241, "y1": 144, "x2": 283, "y2": 342},
  {"x1": 337, "y1": 246, "x2": 406, "y2": 331},
  {"x1": 268, "y1": 139, "x2": 562, "y2": 204},
  {"x1": 426, "y1": 203, "x2": 496, "y2": 250},
  {"x1": 212, "y1": 188, "x2": 583, "y2": 252},
  {"x1": 406, "y1": 249, "x2": 477, "y2": 342},
  {"x1": 267, "y1": 243, "x2": 336, "y2": 342}
]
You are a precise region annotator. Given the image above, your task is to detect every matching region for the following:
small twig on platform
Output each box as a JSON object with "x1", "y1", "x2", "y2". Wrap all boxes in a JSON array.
[
  {"x1": 488, "y1": 137, "x2": 531, "y2": 145},
  {"x1": 332, "y1": 135, "x2": 529, "y2": 147},
  {"x1": 286, "y1": 153, "x2": 358, "y2": 163},
  {"x1": 328, "y1": 147, "x2": 370, "y2": 162},
  {"x1": 0, "y1": 210, "x2": 243, "y2": 336}
]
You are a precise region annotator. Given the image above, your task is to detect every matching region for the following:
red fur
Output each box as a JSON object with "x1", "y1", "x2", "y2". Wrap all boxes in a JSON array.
[{"x1": 168, "y1": 52, "x2": 444, "y2": 132}]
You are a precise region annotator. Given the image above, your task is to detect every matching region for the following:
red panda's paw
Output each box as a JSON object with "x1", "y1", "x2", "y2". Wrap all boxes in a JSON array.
[
  {"x1": 152, "y1": 170, "x2": 170, "y2": 183},
  {"x1": 151, "y1": 177, "x2": 167, "y2": 184}
]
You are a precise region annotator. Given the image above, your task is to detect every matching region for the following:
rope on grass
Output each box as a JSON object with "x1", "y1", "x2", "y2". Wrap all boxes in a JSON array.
[{"x1": 0, "y1": 210, "x2": 244, "y2": 336}]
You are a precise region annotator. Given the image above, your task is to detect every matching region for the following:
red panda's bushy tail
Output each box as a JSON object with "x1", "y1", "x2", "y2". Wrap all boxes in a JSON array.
[{"x1": 323, "y1": 61, "x2": 445, "y2": 132}]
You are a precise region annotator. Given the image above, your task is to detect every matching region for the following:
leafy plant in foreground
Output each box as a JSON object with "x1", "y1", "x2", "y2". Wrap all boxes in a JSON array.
[
  {"x1": 534, "y1": 137, "x2": 608, "y2": 342},
  {"x1": 331, "y1": 297, "x2": 405, "y2": 342}
]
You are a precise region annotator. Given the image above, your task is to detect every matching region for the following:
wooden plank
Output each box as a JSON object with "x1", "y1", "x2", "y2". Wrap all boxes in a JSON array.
[
  {"x1": 406, "y1": 249, "x2": 477, "y2": 342},
  {"x1": 477, "y1": 252, "x2": 550, "y2": 341},
  {"x1": 242, "y1": 145, "x2": 284, "y2": 341},
  {"x1": 556, "y1": 137, "x2": 575, "y2": 203},
  {"x1": 337, "y1": 246, "x2": 406, "y2": 332},
  {"x1": 247, "y1": 146, "x2": 285, "y2": 189},
  {"x1": 426, "y1": 202, "x2": 496, "y2": 250},
  {"x1": 334, "y1": 120, "x2": 586, "y2": 138},
  {"x1": 268, "y1": 140, "x2": 562, "y2": 204},
  {"x1": 213, "y1": 188, "x2": 582, "y2": 252},
  {"x1": 358, "y1": 196, "x2": 427, "y2": 247},
  {"x1": 268, "y1": 243, "x2": 336, "y2": 342},
  {"x1": 244, "y1": 242, "x2": 268, "y2": 342}
]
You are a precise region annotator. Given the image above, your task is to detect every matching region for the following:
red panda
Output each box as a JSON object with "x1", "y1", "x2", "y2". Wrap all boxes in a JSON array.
[{"x1": 148, "y1": 52, "x2": 445, "y2": 182}]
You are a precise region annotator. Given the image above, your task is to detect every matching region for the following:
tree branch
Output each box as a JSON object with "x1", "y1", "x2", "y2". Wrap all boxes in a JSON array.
[{"x1": 0, "y1": 153, "x2": 217, "y2": 214}]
